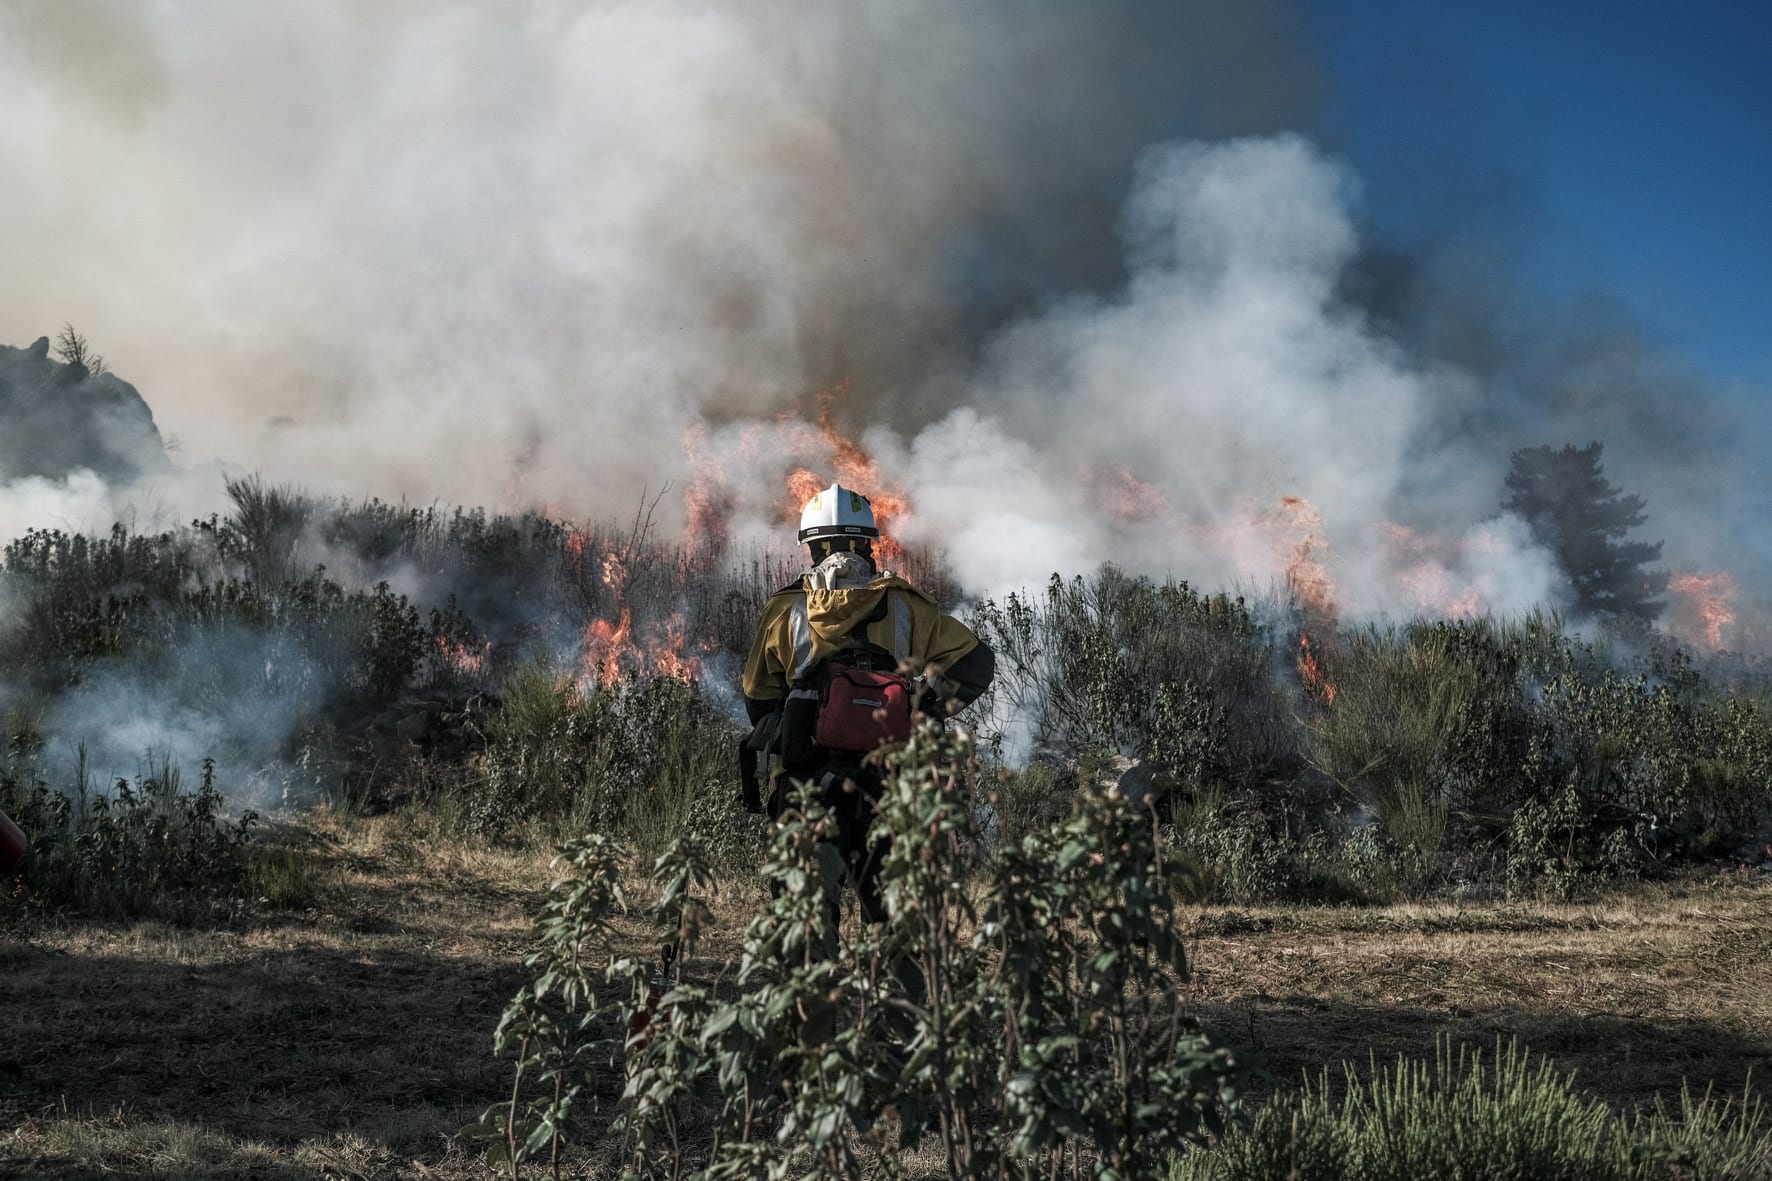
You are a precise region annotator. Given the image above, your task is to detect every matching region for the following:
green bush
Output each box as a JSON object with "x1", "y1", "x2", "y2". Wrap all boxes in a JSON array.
[
  {"x1": 465, "y1": 663, "x2": 757, "y2": 867},
  {"x1": 1168, "y1": 792, "x2": 1300, "y2": 905},
  {"x1": 471, "y1": 717, "x2": 1250, "y2": 1178},
  {"x1": 1306, "y1": 618, "x2": 1566, "y2": 888},
  {"x1": 1, "y1": 754, "x2": 256, "y2": 924},
  {"x1": 968, "y1": 568, "x2": 1292, "y2": 787},
  {"x1": 1171, "y1": 1039, "x2": 1769, "y2": 1181}
]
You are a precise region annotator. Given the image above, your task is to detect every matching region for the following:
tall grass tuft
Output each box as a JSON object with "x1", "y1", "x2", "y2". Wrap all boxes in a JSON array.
[{"x1": 1171, "y1": 1039, "x2": 1770, "y2": 1181}]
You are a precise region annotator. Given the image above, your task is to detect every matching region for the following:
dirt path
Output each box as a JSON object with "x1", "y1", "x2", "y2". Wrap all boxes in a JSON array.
[{"x1": 1185, "y1": 884, "x2": 1772, "y2": 1108}]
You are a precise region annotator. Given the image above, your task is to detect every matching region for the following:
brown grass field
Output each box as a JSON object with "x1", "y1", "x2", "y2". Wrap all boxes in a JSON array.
[{"x1": 3, "y1": 809, "x2": 1768, "y2": 1179}]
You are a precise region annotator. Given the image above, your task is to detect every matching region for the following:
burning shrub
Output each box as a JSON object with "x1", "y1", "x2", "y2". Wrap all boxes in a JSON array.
[
  {"x1": 4, "y1": 477, "x2": 1768, "y2": 903},
  {"x1": 968, "y1": 569, "x2": 1772, "y2": 902}
]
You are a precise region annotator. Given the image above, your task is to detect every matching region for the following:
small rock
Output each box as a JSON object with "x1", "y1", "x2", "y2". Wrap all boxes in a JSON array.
[{"x1": 1091, "y1": 755, "x2": 1176, "y2": 809}]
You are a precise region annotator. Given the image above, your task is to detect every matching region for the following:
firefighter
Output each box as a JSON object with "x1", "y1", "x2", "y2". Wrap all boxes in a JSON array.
[{"x1": 739, "y1": 482, "x2": 994, "y2": 927}]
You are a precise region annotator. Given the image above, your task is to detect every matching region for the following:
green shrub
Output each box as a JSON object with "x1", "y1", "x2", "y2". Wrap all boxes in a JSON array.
[
  {"x1": 1169, "y1": 793, "x2": 1299, "y2": 905},
  {"x1": 988, "y1": 759, "x2": 1069, "y2": 846},
  {"x1": 471, "y1": 718, "x2": 1250, "y2": 1177},
  {"x1": 1306, "y1": 618, "x2": 1557, "y2": 890},
  {"x1": 465, "y1": 663, "x2": 753, "y2": 865},
  {"x1": 1171, "y1": 1039, "x2": 1770, "y2": 1181},
  {"x1": 968, "y1": 568, "x2": 1292, "y2": 786},
  {"x1": 1, "y1": 755, "x2": 256, "y2": 924}
]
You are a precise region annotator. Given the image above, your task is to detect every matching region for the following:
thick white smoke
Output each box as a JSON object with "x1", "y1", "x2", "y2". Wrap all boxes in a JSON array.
[
  {"x1": 0, "y1": 470, "x2": 114, "y2": 542},
  {"x1": 893, "y1": 136, "x2": 1560, "y2": 613},
  {"x1": 0, "y1": 1, "x2": 1308, "y2": 512},
  {"x1": 4, "y1": 0, "x2": 1698, "y2": 627}
]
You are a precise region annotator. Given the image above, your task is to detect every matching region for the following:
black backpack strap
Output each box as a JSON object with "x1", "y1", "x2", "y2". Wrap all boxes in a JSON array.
[
  {"x1": 850, "y1": 595, "x2": 889, "y2": 640},
  {"x1": 834, "y1": 597, "x2": 898, "y2": 672}
]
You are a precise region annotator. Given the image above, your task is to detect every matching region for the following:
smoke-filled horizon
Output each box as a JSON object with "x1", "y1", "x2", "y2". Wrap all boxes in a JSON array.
[{"x1": 1, "y1": 1, "x2": 1762, "y2": 640}]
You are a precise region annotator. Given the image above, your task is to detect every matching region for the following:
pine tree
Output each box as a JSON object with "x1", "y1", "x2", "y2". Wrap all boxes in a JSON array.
[
  {"x1": 1502, "y1": 442, "x2": 1666, "y2": 622},
  {"x1": 52, "y1": 322, "x2": 106, "y2": 378}
]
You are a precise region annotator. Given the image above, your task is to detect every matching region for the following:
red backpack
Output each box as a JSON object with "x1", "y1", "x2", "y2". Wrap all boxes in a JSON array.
[
  {"x1": 777, "y1": 642, "x2": 915, "y2": 766},
  {"x1": 813, "y1": 662, "x2": 914, "y2": 752}
]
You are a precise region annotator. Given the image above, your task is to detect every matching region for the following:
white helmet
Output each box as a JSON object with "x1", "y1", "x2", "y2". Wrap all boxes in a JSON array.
[{"x1": 797, "y1": 483, "x2": 879, "y2": 544}]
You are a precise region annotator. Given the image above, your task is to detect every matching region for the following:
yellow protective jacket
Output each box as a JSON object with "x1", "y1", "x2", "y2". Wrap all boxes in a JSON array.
[{"x1": 741, "y1": 574, "x2": 980, "y2": 707}]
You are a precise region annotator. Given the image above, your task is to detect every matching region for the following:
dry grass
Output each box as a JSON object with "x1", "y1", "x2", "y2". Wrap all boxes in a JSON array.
[
  {"x1": 1184, "y1": 881, "x2": 1772, "y2": 1110},
  {"x1": 2, "y1": 810, "x2": 1767, "y2": 1179}
]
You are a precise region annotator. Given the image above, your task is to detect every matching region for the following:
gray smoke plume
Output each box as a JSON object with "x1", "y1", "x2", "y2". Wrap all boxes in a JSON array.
[
  {"x1": 0, "y1": 0, "x2": 1313, "y2": 513},
  {"x1": 880, "y1": 135, "x2": 1566, "y2": 614}
]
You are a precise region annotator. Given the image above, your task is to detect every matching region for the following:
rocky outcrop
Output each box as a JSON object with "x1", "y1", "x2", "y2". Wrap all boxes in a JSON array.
[{"x1": 0, "y1": 336, "x2": 168, "y2": 483}]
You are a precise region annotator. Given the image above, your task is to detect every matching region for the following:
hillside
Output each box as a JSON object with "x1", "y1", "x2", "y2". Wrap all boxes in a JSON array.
[{"x1": 0, "y1": 335, "x2": 168, "y2": 484}]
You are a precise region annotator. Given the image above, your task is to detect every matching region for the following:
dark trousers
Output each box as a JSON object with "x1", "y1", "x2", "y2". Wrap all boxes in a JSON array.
[
  {"x1": 773, "y1": 763, "x2": 925, "y2": 1004},
  {"x1": 820, "y1": 764, "x2": 889, "y2": 925},
  {"x1": 771, "y1": 761, "x2": 886, "y2": 924}
]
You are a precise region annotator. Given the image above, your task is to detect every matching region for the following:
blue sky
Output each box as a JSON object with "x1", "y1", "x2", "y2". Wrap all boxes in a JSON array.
[{"x1": 1311, "y1": 0, "x2": 1771, "y2": 391}]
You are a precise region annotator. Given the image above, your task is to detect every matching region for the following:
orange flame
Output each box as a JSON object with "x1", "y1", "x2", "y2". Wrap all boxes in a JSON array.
[
  {"x1": 651, "y1": 619, "x2": 699, "y2": 681},
  {"x1": 1264, "y1": 496, "x2": 1337, "y2": 623},
  {"x1": 577, "y1": 610, "x2": 701, "y2": 684},
  {"x1": 1298, "y1": 631, "x2": 1336, "y2": 706},
  {"x1": 1085, "y1": 464, "x2": 1169, "y2": 523},
  {"x1": 569, "y1": 533, "x2": 702, "y2": 685},
  {"x1": 602, "y1": 552, "x2": 627, "y2": 593},
  {"x1": 581, "y1": 608, "x2": 635, "y2": 680},
  {"x1": 786, "y1": 466, "x2": 827, "y2": 513},
  {"x1": 680, "y1": 422, "x2": 732, "y2": 556},
  {"x1": 1667, "y1": 571, "x2": 1738, "y2": 651},
  {"x1": 436, "y1": 635, "x2": 491, "y2": 677},
  {"x1": 776, "y1": 382, "x2": 911, "y2": 567},
  {"x1": 1377, "y1": 521, "x2": 1486, "y2": 619}
]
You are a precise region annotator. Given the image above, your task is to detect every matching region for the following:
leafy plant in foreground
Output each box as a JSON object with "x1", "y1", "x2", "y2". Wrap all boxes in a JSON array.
[
  {"x1": 471, "y1": 716, "x2": 1249, "y2": 1177},
  {"x1": 464, "y1": 833, "x2": 633, "y2": 1179}
]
